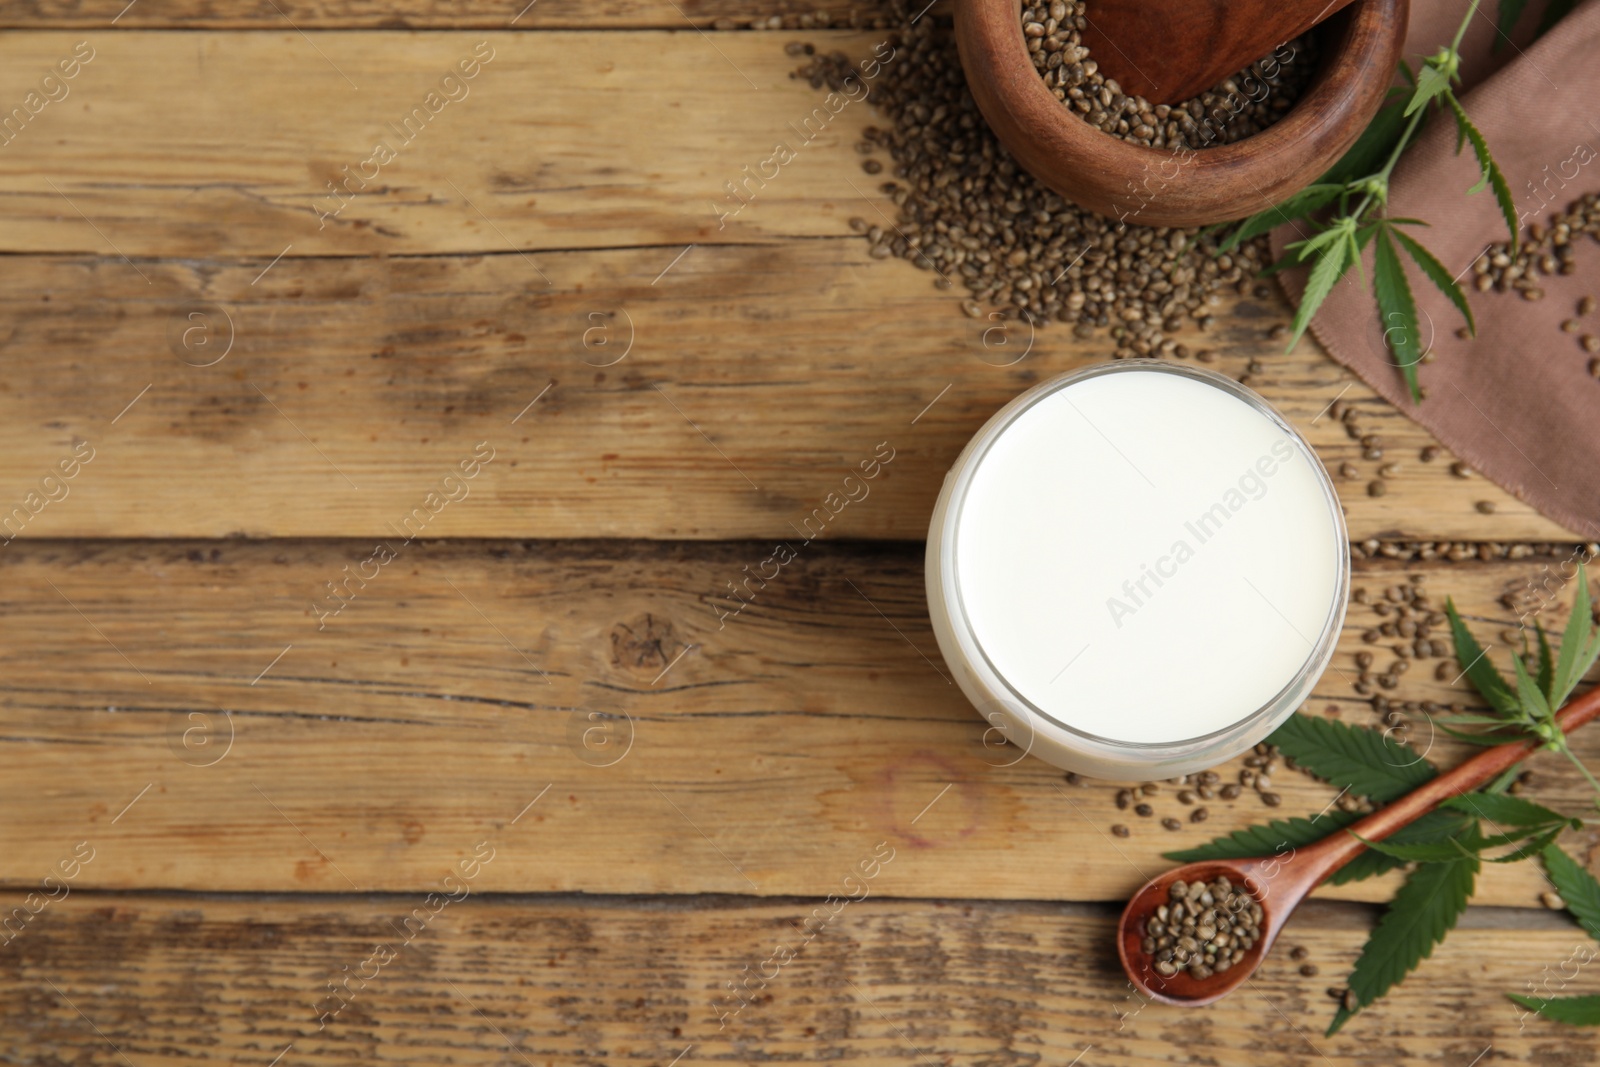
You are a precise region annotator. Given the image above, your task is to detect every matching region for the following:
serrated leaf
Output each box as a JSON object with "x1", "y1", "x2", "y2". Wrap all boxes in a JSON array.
[
  {"x1": 1220, "y1": 185, "x2": 1345, "y2": 253},
  {"x1": 1543, "y1": 844, "x2": 1600, "y2": 942},
  {"x1": 1330, "y1": 810, "x2": 1473, "y2": 884},
  {"x1": 1405, "y1": 62, "x2": 1452, "y2": 116},
  {"x1": 1361, "y1": 813, "x2": 1564, "y2": 864},
  {"x1": 1482, "y1": 826, "x2": 1564, "y2": 864},
  {"x1": 1552, "y1": 564, "x2": 1598, "y2": 709},
  {"x1": 1373, "y1": 226, "x2": 1424, "y2": 403},
  {"x1": 1352, "y1": 830, "x2": 1480, "y2": 863},
  {"x1": 1435, "y1": 720, "x2": 1524, "y2": 745},
  {"x1": 1348, "y1": 227, "x2": 1369, "y2": 286},
  {"x1": 1163, "y1": 811, "x2": 1358, "y2": 863},
  {"x1": 1561, "y1": 633, "x2": 1600, "y2": 710},
  {"x1": 1475, "y1": 822, "x2": 1565, "y2": 850},
  {"x1": 1507, "y1": 993, "x2": 1600, "y2": 1025},
  {"x1": 1569, "y1": 634, "x2": 1600, "y2": 709},
  {"x1": 1449, "y1": 95, "x2": 1519, "y2": 252},
  {"x1": 1454, "y1": 115, "x2": 1490, "y2": 195},
  {"x1": 1442, "y1": 792, "x2": 1574, "y2": 828},
  {"x1": 1435, "y1": 712, "x2": 1522, "y2": 728},
  {"x1": 1391, "y1": 228, "x2": 1475, "y2": 335},
  {"x1": 1536, "y1": 621, "x2": 1556, "y2": 700},
  {"x1": 1330, "y1": 848, "x2": 1408, "y2": 884},
  {"x1": 1445, "y1": 599, "x2": 1522, "y2": 719},
  {"x1": 1327, "y1": 857, "x2": 1477, "y2": 1035},
  {"x1": 1513, "y1": 652, "x2": 1554, "y2": 722},
  {"x1": 1288, "y1": 225, "x2": 1345, "y2": 261},
  {"x1": 1267, "y1": 713, "x2": 1435, "y2": 803},
  {"x1": 1287, "y1": 234, "x2": 1354, "y2": 351},
  {"x1": 1495, "y1": 0, "x2": 1528, "y2": 48}
]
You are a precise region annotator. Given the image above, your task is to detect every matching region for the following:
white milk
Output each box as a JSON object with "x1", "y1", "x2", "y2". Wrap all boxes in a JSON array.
[{"x1": 926, "y1": 362, "x2": 1346, "y2": 779}]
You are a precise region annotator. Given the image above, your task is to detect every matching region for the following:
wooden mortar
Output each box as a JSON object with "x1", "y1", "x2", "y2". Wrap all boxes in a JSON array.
[{"x1": 953, "y1": 0, "x2": 1410, "y2": 227}]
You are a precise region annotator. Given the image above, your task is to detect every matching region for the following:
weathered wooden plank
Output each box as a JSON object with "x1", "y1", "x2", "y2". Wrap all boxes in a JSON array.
[
  {"x1": 0, "y1": 30, "x2": 889, "y2": 256},
  {"x1": 0, "y1": 243, "x2": 1575, "y2": 542},
  {"x1": 0, "y1": 26, "x2": 1581, "y2": 540},
  {"x1": 1, "y1": 541, "x2": 1595, "y2": 905},
  {"x1": 0, "y1": 1, "x2": 891, "y2": 29},
  {"x1": 1, "y1": 893, "x2": 1590, "y2": 1064}
]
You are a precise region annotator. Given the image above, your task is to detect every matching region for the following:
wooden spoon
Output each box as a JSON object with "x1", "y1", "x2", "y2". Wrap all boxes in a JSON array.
[
  {"x1": 1080, "y1": 0, "x2": 1365, "y2": 104},
  {"x1": 1118, "y1": 683, "x2": 1600, "y2": 1006}
]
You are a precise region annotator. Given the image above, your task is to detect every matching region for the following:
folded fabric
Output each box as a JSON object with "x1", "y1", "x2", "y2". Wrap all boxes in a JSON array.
[{"x1": 1275, "y1": 0, "x2": 1600, "y2": 538}]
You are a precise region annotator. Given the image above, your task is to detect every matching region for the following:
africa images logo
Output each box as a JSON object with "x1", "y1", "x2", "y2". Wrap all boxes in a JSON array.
[{"x1": 1105, "y1": 439, "x2": 1297, "y2": 628}]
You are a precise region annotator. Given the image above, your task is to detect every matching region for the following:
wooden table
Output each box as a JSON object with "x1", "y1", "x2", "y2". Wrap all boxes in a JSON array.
[{"x1": 1, "y1": 3, "x2": 1596, "y2": 1063}]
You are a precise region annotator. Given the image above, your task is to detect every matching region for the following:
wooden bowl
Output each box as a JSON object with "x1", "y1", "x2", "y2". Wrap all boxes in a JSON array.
[{"x1": 953, "y1": 0, "x2": 1409, "y2": 227}]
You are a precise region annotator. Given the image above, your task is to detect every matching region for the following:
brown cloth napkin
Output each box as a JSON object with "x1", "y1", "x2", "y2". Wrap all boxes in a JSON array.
[{"x1": 1274, "y1": 0, "x2": 1600, "y2": 538}]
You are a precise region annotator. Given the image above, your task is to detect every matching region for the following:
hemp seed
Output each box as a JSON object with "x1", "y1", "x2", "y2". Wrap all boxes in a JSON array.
[
  {"x1": 1026, "y1": 1, "x2": 1319, "y2": 150},
  {"x1": 1142, "y1": 875, "x2": 1263, "y2": 982},
  {"x1": 793, "y1": 14, "x2": 1286, "y2": 332}
]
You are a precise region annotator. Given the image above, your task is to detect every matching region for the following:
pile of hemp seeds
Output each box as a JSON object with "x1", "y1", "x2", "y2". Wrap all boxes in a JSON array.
[
  {"x1": 1140, "y1": 875, "x2": 1264, "y2": 980},
  {"x1": 1022, "y1": 0, "x2": 1318, "y2": 150},
  {"x1": 791, "y1": 2, "x2": 1318, "y2": 343}
]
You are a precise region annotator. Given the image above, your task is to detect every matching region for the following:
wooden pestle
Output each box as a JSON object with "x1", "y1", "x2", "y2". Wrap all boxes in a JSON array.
[{"x1": 1077, "y1": 0, "x2": 1363, "y2": 104}]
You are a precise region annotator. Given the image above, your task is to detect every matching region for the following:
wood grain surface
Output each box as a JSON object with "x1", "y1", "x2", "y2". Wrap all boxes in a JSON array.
[
  {"x1": 3, "y1": 6, "x2": 1597, "y2": 1059},
  {"x1": 0, "y1": 27, "x2": 1576, "y2": 540},
  {"x1": 0, "y1": 31, "x2": 887, "y2": 256},
  {"x1": 0, "y1": 243, "x2": 1573, "y2": 542},
  {"x1": 2, "y1": 540, "x2": 1594, "y2": 907},
  {"x1": 3, "y1": 894, "x2": 1590, "y2": 1065},
  {"x1": 0, "y1": 0, "x2": 893, "y2": 29}
]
